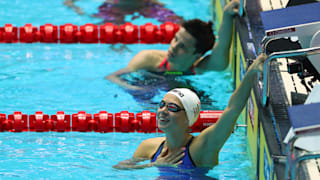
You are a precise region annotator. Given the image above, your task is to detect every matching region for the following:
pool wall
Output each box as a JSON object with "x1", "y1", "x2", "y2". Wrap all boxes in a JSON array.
[
  {"x1": 213, "y1": 0, "x2": 262, "y2": 178},
  {"x1": 227, "y1": 0, "x2": 320, "y2": 179},
  {"x1": 215, "y1": 0, "x2": 286, "y2": 179},
  {"x1": 231, "y1": 3, "x2": 278, "y2": 180}
]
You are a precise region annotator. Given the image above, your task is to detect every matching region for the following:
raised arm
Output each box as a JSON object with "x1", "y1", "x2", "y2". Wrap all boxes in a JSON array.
[
  {"x1": 196, "y1": 0, "x2": 240, "y2": 72},
  {"x1": 197, "y1": 54, "x2": 267, "y2": 155}
]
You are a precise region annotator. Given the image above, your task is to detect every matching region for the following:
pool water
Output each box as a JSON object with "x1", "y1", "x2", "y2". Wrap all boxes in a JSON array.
[
  {"x1": 0, "y1": 130, "x2": 252, "y2": 179},
  {"x1": 0, "y1": 43, "x2": 233, "y2": 114},
  {"x1": 0, "y1": 0, "x2": 254, "y2": 179}
]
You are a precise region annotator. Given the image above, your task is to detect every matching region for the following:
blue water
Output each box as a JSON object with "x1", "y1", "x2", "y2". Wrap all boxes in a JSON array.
[
  {"x1": 0, "y1": 130, "x2": 253, "y2": 179},
  {"x1": 0, "y1": 0, "x2": 254, "y2": 179}
]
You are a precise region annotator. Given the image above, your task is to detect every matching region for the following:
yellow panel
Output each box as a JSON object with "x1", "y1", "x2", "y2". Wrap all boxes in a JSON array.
[
  {"x1": 235, "y1": 34, "x2": 247, "y2": 88},
  {"x1": 235, "y1": 34, "x2": 240, "y2": 87},
  {"x1": 259, "y1": 124, "x2": 273, "y2": 180},
  {"x1": 235, "y1": 33, "x2": 247, "y2": 121},
  {"x1": 236, "y1": 31, "x2": 259, "y2": 174},
  {"x1": 246, "y1": 91, "x2": 259, "y2": 169}
]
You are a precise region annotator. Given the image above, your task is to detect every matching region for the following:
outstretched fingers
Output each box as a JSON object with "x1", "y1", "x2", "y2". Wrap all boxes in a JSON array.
[{"x1": 252, "y1": 53, "x2": 268, "y2": 72}]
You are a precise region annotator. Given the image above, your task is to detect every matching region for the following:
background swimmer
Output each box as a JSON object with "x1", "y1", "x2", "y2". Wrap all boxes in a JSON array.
[{"x1": 64, "y1": 0, "x2": 184, "y2": 24}]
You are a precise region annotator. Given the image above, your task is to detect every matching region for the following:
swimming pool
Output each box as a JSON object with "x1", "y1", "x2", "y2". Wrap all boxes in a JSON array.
[
  {"x1": 0, "y1": 0, "x2": 254, "y2": 179},
  {"x1": 0, "y1": 129, "x2": 252, "y2": 179}
]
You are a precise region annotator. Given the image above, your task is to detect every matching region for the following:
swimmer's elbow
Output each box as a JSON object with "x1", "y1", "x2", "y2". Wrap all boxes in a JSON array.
[
  {"x1": 112, "y1": 164, "x2": 129, "y2": 170},
  {"x1": 112, "y1": 159, "x2": 152, "y2": 170},
  {"x1": 104, "y1": 71, "x2": 122, "y2": 81},
  {"x1": 104, "y1": 74, "x2": 112, "y2": 80},
  {"x1": 104, "y1": 74, "x2": 121, "y2": 84}
]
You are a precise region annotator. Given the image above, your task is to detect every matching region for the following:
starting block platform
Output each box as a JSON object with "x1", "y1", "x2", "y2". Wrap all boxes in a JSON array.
[
  {"x1": 288, "y1": 102, "x2": 320, "y2": 136},
  {"x1": 260, "y1": 2, "x2": 320, "y2": 37},
  {"x1": 284, "y1": 84, "x2": 320, "y2": 180}
]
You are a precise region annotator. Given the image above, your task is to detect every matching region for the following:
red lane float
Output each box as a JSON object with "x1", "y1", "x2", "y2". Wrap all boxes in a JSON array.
[
  {"x1": 94, "y1": 111, "x2": 114, "y2": 133},
  {"x1": 119, "y1": 23, "x2": 139, "y2": 44},
  {"x1": 40, "y1": 24, "x2": 58, "y2": 43},
  {"x1": 100, "y1": 23, "x2": 119, "y2": 43},
  {"x1": 29, "y1": 111, "x2": 50, "y2": 132},
  {"x1": 0, "y1": 110, "x2": 223, "y2": 133},
  {"x1": 0, "y1": 22, "x2": 179, "y2": 44},
  {"x1": 0, "y1": 24, "x2": 18, "y2": 43},
  {"x1": 136, "y1": 110, "x2": 157, "y2": 133},
  {"x1": 51, "y1": 111, "x2": 71, "y2": 132},
  {"x1": 72, "y1": 111, "x2": 93, "y2": 132},
  {"x1": 60, "y1": 23, "x2": 79, "y2": 43},
  {"x1": 19, "y1": 24, "x2": 39, "y2": 43},
  {"x1": 160, "y1": 22, "x2": 180, "y2": 44},
  {"x1": 115, "y1": 111, "x2": 137, "y2": 132},
  {"x1": 79, "y1": 23, "x2": 99, "y2": 43},
  {"x1": 140, "y1": 23, "x2": 160, "y2": 44},
  {"x1": 191, "y1": 110, "x2": 223, "y2": 132},
  {"x1": 0, "y1": 114, "x2": 6, "y2": 131},
  {"x1": 7, "y1": 112, "x2": 28, "y2": 132}
]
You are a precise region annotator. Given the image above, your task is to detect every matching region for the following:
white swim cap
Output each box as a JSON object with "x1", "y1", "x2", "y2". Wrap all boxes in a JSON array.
[{"x1": 167, "y1": 88, "x2": 201, "y2": 126}]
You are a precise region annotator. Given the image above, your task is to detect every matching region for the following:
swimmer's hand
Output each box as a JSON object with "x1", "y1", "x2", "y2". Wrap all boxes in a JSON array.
[
  {"x1": 105, "y1": 68, "x2": 145, "y2": 91},
  {"x1": 224, "y1": 0, "x2": 240, "y2": 16},
  {"x1": 152, "y1": 147, "x2": 185, "y2": 168},
  {"x1": 112, "y1": 157, "x2": 151, "y2": 170},
  {"x1": 248, "y1": 54, "x2": 268, "y2": 73}
]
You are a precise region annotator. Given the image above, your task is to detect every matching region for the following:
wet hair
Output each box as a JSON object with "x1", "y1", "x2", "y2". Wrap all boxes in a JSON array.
[{"x1": 182, "y1": 19, "x2": 215, "y2": 55}]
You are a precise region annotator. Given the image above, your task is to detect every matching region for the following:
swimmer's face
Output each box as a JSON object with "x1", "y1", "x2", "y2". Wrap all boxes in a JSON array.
[
  {"x1": 157, "y1": 94, "x2": 189, "y2": 132},
  {"x1": 167, "y1": 28, "x2": 201, "y2": 69}
]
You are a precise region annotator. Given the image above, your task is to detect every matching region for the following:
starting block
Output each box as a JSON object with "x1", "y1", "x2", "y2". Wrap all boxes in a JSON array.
[{"x1": 260, "y1": 2, "x2": 320, "y2": 73}]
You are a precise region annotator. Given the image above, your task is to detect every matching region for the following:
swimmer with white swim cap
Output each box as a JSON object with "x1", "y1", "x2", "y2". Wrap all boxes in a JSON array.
[
  {"x1": 165, "y1": 88, "x2": 201, "y2": 127},
  {"x1": 113, "y1": 54, "x2": 268, "y2": 173}
]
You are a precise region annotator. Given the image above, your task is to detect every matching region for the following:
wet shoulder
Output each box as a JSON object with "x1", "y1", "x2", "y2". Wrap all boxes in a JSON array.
[
  {"x1": 127, "y1": 50, "x2": 163, "y2": 70},
  {"x1": 138, "y1": 137, "x2": 166, "y2": 158},
  {"x1": 144, "y1": 50, "x2": 167, "y2": 70}
]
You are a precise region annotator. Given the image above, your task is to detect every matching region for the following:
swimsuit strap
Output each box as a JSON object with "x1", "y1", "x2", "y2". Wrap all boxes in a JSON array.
[
  {"x1": 185, "y1": 136, "x2": 196, "y2": 167},
  {"x1": 151, "y1": 140, "x2": 165, "y2": 162},
  {"x1": 190, "y1": 66, "x2": 196, "y2": 75},
  {"x1": 158, "y1": 57, "x2": 170, "y2": 71},
  {"x1": 186, "y1": 136, "x2": 194, "y2": 147},
  {"x1": 158, "y1": 57, "x2": 196, "y2": 75},
  {"x1": 151, "y1": 136, "x2": 195, "y2": 163}
]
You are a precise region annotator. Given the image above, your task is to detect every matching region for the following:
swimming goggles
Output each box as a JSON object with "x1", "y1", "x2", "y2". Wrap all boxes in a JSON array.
[{"x1": 159, "y1": 100, "x2": 185, "y2": 112}]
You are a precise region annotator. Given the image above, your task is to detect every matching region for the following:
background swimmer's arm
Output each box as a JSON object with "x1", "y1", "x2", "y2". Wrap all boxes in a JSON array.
[
  {"x1": 63, "y1": 0, "x2": 84, "y2": 15},
  {"x1": 104, "y1": 50, "x2": 159, "y2": 90},
  {"x1": 112, "y1": 138, "x2": 157, "y2": 170},
  {"x1": 112, "y1": 157, "x2": 153, "y2": 170},
  {"x1": 104, "y1": 68, "x2": 144, "y2": 90},
  {"x1": 195, "y1": 0, "x2": 240, "y2": 72},
  {"x1": 196, "y1": 54, "x2": 267, "y2": 156}
]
